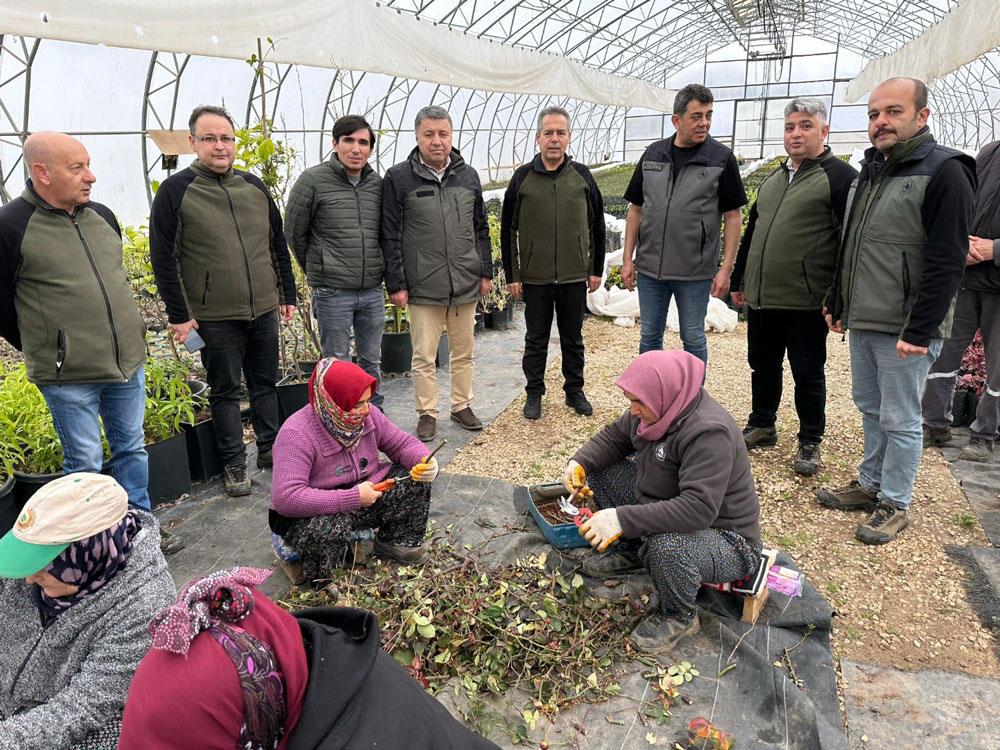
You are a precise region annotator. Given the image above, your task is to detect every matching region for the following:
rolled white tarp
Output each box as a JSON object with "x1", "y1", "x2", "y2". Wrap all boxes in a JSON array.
[
  {"x1": 1, "y1": 0, "x2": 675, "y2": 112},
  {"x1": 846, "y1": 0, "x2": 1000, "y2": 102}
]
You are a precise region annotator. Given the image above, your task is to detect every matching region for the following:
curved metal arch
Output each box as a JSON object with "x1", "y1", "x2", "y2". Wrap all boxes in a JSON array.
[
  {"x1": 245, "y1": 60, "x2": 293, "y2": 129},
  {"x1": 0, "y1": 34, "x2": 40, "y2": 204},
  {"x1": 319, "y1": 69, "x2": 368, "y2": 163},
  {"x1": 371, "y1": 76, "x2": 421, "y2": 170},
  {"x1": 141, "y1": 50, "x2": 190, "y2": 207}
]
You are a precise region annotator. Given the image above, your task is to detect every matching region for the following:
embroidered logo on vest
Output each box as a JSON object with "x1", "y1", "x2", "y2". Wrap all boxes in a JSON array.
[
  {"x1": 643, "y1": 162, "x2": 664, "y2": 171},
  {"x1": 900, "y1": 179, "x2": 915, "y2": 195},
  {"x1": 655, "y1": 443, "x2": 667, "y2": 461},
  {"x1": 697, "y1": 168, "x2": 709, "y2": 180}
]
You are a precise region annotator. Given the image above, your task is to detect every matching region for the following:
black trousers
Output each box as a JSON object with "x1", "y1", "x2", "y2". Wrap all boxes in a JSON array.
[
  {"x1": 522, "y1": 281, "x2": 587, "y2": 396},
  {"x1": 198, "y1": 309, "x2": 281, "y2": 465},
  {"x1": 746, "y1": 306, "x2": 828, "y2": 444}
]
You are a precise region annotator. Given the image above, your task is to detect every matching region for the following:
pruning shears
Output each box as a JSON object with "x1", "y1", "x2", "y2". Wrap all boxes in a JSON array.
[
  {"x1": 371, "y1": 439, "x2": 447, "y2": 492},
  {"x1": 557, "y1": 485, "x2": 594, "y2": 528}
]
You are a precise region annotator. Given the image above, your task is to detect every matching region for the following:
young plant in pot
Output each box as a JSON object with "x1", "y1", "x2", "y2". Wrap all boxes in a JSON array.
[
  {"x1": 144, "y1": 356, "x2": 196, "y2": 507},
  {"x1": 0, "y1": 362, "x2": 64, "y2": 520},
  {"x1": 482, "y1": 211, "x2": 513, "y2": 330},
  {"x1": 382, "y1": 291, "x2": 413, "y2": 376}
]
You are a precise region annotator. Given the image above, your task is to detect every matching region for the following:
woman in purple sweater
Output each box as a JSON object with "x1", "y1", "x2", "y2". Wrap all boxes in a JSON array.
[{"x1": 268, "y1": 359, "x2": 438, "y2": 584}]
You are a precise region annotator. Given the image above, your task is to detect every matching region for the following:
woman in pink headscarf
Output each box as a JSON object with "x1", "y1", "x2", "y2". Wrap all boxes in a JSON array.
[{"x1": 565, "y1": 350, "x2": 762, "y2": 654}]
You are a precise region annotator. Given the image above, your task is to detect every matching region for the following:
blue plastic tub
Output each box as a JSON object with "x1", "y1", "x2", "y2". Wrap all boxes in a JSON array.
[{"x1": 522, "y1": 482, "x2": 590, "y2": 550}]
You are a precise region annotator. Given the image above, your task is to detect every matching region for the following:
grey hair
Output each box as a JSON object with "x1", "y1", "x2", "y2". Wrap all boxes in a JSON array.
[
  {"x1": 784, "y1": 97, "x2": 828, "y2": 123},
  {"x1": 188, "y1": 105, "x2": 235, "y2": 135},
  {"x1": 414, "y1": 106, "x2": 452, "y2": 130},
  {"x1": 673, "y1": 84, "x2": 713, "y2": 116},
  {"x1": 536, "y1": 106, "x2": 572, "y2": 134}
]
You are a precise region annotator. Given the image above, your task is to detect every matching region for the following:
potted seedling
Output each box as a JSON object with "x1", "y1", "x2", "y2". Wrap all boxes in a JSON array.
[{"x1": 382, "y1": 288, "x2": 413, "y2": 376}]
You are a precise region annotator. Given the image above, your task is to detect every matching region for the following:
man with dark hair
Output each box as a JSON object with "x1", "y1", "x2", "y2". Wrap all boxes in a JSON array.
[
  {"x1": 381, "y1": 106, "x2": 492, "y2": 442},
  {"x1": 622, "y1": 84, "x2": 747, "y2": 364},
  {"x1": 820, "y1": 77, "x2": 975, "y2": 544},
  {"x1": 150, "y1": 105, "x2": 297, "y2": 497},
  {"x1": 731, "y1": 98, "x2": 858, "y2": 476},
  {"x1": 285, "y1": 115, "x2": 386, "y2": 408},
  {"x1": 922, "y1": 138, "x2": 1000, "y2": 461},
  {"x1": 501, "y1": 106, "x2": 606, "y2": 420}
]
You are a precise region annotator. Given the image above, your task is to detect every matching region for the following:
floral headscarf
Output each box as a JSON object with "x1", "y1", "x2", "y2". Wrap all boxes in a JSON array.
[{"x1": 308, "y1": 358, "x2": 377, "y2": 451}]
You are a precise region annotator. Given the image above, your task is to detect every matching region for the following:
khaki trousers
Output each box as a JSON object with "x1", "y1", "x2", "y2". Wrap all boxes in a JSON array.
[{"x1": 409, "y1": 302, "x2": 477, "y2": 417}]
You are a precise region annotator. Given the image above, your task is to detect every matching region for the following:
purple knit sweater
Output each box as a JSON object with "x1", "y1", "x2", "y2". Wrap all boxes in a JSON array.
[{"x1": 269, "y1": 405, "x2": 429, "y2": 518}]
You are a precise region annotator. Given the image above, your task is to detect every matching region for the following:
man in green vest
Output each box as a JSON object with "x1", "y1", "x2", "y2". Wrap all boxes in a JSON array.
[
  {"x1": 819, "y1": 78, "x2": 975, "y2": 545},
  {"x1": 500, "y1": 106, "x2": 606, "y2": 421},
  {"x1": 731, "y1": 98, "x2": 857, "y2": 476}
]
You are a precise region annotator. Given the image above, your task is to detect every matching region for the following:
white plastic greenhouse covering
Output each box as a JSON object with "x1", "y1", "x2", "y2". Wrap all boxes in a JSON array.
[
  {"x1": 1, "y1": 0, "x2": 674, "y2": 113},
  {"x1": 846, "y1": 0, "x2": 1000, "y2": 101}
]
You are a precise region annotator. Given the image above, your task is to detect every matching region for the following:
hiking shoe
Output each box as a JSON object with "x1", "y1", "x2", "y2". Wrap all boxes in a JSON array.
[
  {"x1": 523, "y1": 393, "x2": 542, "y2": 420},
  {"x1": 793, "y1": 443, "x2": 822, "y2": 476},
  {"x1": 629, "y1": 612, "x2": 700, "y2": 655},
  {"x1": 223, "y1": 462, "x2": 251, "y2": 497},
  {"x1": 565, "y1": 391, "x2": 593, "y2": 416},
  {"x1": 959, "y1": 437, "x2": 994, "y2": 462},
  {"x1": 817, "y1": 480, "x2": 877, "y2": 511},
  {"x1": 922, "y1": 424, "x2": 952, "y2": 448},
  {"x1": 581, "y1": 549, "x2": 644, "y2": 579},
  {"x1": 256, "y1": 448, "x2": 273, "y2": 470},
  {"x1": 855, "y1": 501, "x2": 909, "y2": 545},
  {"x1": 743, "y1": 424, "x2": 778, "y2": 449},
  {"x1": 159, "y1": 528, "x2": 185, "y2": 556},
  {"x1": 416, "y1": 415, "x2": 436, "y2": 442},
  {"x1": 450, "y1": 407, "x2": 483, "y2": 431},
  {"x1": 374, "y1": 539, "x2": 430, "y2": 565}
]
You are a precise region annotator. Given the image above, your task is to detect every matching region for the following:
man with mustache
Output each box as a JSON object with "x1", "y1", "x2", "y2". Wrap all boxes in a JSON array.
[
  {"x1": 621, "y1": 84, "x2": 747, "y2": 365},
  {"x1": 820, "y1": 77, "x2": 975, "y2": 545}
]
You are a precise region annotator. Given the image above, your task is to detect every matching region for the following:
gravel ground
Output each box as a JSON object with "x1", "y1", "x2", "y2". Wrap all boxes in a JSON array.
[{"x1": 449, "y1": 314, "x2": 999, "y2": 679}]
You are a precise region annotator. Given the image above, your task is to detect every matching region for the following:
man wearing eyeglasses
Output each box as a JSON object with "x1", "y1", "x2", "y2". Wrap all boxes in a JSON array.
[{"x1": 150, "y1": 105, "x2": 297, "y2": 498}]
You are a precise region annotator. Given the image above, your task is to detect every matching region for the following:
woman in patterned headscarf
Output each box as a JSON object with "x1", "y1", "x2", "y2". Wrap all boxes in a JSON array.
[
  {"x1": 268, "y1": 358, "x2": 439, "y2": 584},
  {"x1": 0, "y1": 473, "x2": 176, "y2": 749},
  {"x1": 119, "y1": 567, "x2": 499, "y2": 749}
]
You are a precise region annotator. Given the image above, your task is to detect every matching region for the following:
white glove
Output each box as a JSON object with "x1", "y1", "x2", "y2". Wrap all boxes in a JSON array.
[
  {"x1": 578, "y1": 508, "x2": 623, "y2": 551},
  {"x1": 562, "y1": 460, "x2": 594, "y2": 500},
  {"x1": 410, "y1": 456, "x2": 439, "y2": 483}
]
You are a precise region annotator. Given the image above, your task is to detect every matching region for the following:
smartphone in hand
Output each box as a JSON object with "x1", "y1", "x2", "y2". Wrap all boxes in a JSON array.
[{"x1": 183, "y1": 328, "x2": 205, "y2": 353}]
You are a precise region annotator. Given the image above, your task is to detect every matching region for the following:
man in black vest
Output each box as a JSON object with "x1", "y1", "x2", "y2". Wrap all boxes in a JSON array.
[
  {"x1": 501, "y1": 106, "x2": 606, "y2": 421},
  {"x1": 622, "y1": 84, "x2": 747, "y2": 364},
  {"x1": 922, "y1": 140, "x2": 1000, "y2": 461},
  {"x1": 286, "y1": 115, "x2": 386, "y2": 408}
]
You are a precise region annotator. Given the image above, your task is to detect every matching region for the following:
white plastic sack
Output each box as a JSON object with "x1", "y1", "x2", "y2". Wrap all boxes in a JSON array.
[{"x1": 666, "y1": 296, "x2": 739, "y2": 333}]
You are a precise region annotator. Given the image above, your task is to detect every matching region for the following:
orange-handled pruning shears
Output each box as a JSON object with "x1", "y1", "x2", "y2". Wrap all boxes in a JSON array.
[
  {"x1": 557, "y1": 484, "x2": 594, "y2": 528},
  {"x1": 371, "y1": 439, "x2": 447, "y2": 492}
]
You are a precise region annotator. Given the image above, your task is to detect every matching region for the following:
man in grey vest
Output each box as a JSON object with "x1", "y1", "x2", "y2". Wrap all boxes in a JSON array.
[
  {"x1": 922, "y1": 140, "x2": 1000, "y2": 461},
  {"x1": 621, "y1": 84, "x2": 747, "y2": 363},
  {"x1": 731, "y1": 98, "x2": 858, "y2": 476},
  {"x1": 819, "y1": 78, "x2": 975, "y2": 545},
  {"x1": 286, "y1": 115, "x2": 386, "y2": 408}
]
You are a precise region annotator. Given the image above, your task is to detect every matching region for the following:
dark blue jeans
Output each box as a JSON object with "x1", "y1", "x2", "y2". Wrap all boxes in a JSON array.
[
  {"x1": 312, "y1": 285, "x2": 384, "y2": 407},
  {"x1": 197, "y1": 310, "x2": 280, "y2": 465},
  {"x1": 637, "y1": 274, "x2": 711, "y2": 364}
]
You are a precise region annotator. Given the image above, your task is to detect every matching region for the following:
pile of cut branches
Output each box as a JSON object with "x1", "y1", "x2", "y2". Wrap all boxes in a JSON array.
[{"x1": 279, "y1": 541, "x2": 644, "y2": 735}]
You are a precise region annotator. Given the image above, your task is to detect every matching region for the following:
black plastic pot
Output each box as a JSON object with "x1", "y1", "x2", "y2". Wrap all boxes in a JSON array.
[
  {"x1": 0, "y1": 475, "x2": 18, "y2": 536},
  {"x1": 435, "y1": 332, "x2": 449, "y2": 368},
  {"x1": 381, "y1": 331, "x2": 413, "y2": 375},
  {"x1": 278, "y1": 375, "x2": 310, "y2": 422},
  {"x1": 484, "y1": 305, "x2": 512, "y2": 331},
  {"x1": 188, "y1": 378, "x2": 209, "y2": 412},
  {"x1": 12, "y1": 469, "x2": 62, "y2": 508},
  {"x1": 146, "y1": 432, "x2": 192, "y2": 508},
  {"x1": 474, "y1": 311, "x2": 485, "y2": 335},
  {"x1": 184, "y1": 418, "x2": 224, "y2": 483}
]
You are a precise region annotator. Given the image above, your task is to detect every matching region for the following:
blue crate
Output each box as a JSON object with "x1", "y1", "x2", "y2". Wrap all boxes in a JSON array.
[{"x1": 521, "y1": 482, "x2": 589, "y2": 550}]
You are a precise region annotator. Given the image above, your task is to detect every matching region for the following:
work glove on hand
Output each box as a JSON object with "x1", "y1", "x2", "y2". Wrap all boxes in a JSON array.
[
  {"x1": 410, "y1": 456, "x2": 440, "y2": 483},
  {"x1": 562, "y1": 460, "x2": 594, "y2": 501},
  {"x1": 578, "y1": 508, "x2": 623, "y2": 551}
]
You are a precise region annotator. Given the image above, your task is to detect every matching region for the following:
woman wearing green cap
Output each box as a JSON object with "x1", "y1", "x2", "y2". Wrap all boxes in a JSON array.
[{"x1": 0, "y1": 473, "x2": 175, "y2": 749}]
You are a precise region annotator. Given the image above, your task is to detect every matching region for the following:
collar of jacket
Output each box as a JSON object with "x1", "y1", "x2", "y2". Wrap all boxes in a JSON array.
[
  {"x1": 530, "y1": 152, "x2": 572, "y2": 176},
  {"x1": 189, "y1": 158, "x2": 235, "y2": 180},
  {"x1": 407, "y1": 145, "x2": 465, "y2": 181},
  {"x1": 328, "y1": 153, "x2": 373, "y2": 182},
  {"x1": 861, "y1": 126, "x2": 935, "y2": 173},
  {"x1": 782, "y1": 145, "x2": 834, "y2": 176},
  {"x1": 664, "y1": 134, "x2": 714, "y2": 165},
  {"x1": 22, "y1": 178, "x2": 87, "y2": 216}
]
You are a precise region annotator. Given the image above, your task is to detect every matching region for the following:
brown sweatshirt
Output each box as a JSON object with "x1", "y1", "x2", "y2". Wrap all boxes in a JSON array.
[{"x1": 572, "y1": 390, "x2": 760, "y2": 544}]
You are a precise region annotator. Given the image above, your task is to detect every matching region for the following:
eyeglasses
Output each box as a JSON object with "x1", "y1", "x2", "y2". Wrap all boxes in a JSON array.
[{"x1": 193, "y1": 135, "x2": 235, "y2": 145}]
